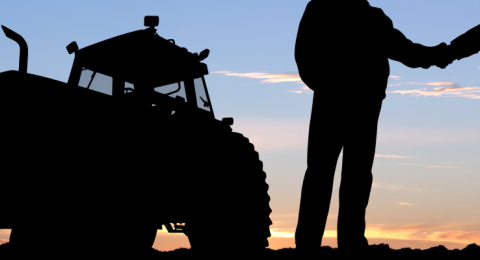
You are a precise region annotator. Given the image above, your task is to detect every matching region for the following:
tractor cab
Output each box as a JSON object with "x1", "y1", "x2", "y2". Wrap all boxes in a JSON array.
[{"x1": 66, "y1": 16, "x2": 214, "y2": 117}]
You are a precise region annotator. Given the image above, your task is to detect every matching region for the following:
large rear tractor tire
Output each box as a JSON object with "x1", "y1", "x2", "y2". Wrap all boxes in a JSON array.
[{"x1": 185, "y1": 131, "x2": 272, "y2": 253}]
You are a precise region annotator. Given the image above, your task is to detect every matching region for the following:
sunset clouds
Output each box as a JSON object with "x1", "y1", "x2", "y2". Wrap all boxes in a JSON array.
[
  {"x1": 213, "y1": 71, "x2": 480, "y2": 99},
  {"x1": 212, "y1": 71, "x2": 312, "y2": 94},
  {"x1": 407, "y1": 81, "x2": 456, "y2": 86},
  {"x1": 364, "y1": 223, "x2": 480, "y2": 246},
  {"x1": 388, "y1": 81, "x2": 480, "y2": 99},
  {"x1": 213, "y1": 71, "x2": 302, "y2": 84},
  {"x1": 390, "y1": 86, "x2": 480, "y2": 99},
  {"x1": 269, "y1": 222, "x2": 480, "y2": 246},
  {"x1": 289, "y1": 86, "x2": 312, "y2": 94},
  {"x1": 397, "y1": 202, "x2": 414, "y2": 206}
]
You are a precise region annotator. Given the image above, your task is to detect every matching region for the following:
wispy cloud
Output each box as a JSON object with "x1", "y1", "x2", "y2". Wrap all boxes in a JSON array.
[
  {"x1": 389, "y1": 85, "x2": 480, "y2": 99},
  {"x1": 375, "y1": 154, "x2": 410, "y2": 159},
  {"x1": 407, "y1": 81, "x2": 455, "y2": 86},
  {"x1": 388, "y1": 84, "x2": 402, "y2": 87},
  {"x1": 363, "y1": 223, "x2": 480, "y2": 245},
  {"x1": 212, "y1": 71, "x2": 302, "y2": 84},
  {"x1": 390, "y1": 76, "x2": 401, "y2": 80},
  {"x1": 398, "y1": 202, "x2": 414, "y2": 206},
  {"x1": 270, "y1": 228, "x2": 295, "y2": 238},
  {"x1": 289, "y1": 86, "x2": 313, "y2": 94},
  {"x1": 212, "y1": 71, "x2": 312, "y2": 94}
]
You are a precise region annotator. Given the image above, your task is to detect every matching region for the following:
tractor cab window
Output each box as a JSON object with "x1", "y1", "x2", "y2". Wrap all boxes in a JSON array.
[
  {"x1": 194, "y1": 77, "x2": 212, "y2": 112},
  {"x1": 79, "y1": 69, "x2": 112, "y2": 95},
  {"x1": 125, "y1": 82, "x2": 134, "y2": 92},
  {"x1": 155, "y1": 81, "x2": 187, "y2": 101}
]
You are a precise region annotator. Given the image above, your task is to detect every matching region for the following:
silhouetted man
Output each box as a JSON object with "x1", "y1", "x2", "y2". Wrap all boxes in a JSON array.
[{"x1": 295, "y1": 0, "x2": 455, "y2": 251}]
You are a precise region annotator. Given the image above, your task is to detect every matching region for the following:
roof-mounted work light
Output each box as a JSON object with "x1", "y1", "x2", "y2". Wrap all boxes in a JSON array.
[{"x1": 144, "y1": 16, "x2": 159, "y2": 29}]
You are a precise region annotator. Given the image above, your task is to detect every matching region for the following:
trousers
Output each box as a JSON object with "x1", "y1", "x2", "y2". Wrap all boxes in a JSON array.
[{"x1": 295, "y1": 92, "x2": 383, "y2": 249}]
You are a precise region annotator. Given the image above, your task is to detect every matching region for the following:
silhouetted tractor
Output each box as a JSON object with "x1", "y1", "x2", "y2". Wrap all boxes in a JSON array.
[{"x1": 0, "y1": 16, "x2": 271, "y2": 257}]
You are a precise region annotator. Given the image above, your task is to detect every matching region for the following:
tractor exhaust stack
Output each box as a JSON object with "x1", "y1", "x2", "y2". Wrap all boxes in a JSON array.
[{"x1": 2, "y1": 25, "x2": 28, "y2": 73}]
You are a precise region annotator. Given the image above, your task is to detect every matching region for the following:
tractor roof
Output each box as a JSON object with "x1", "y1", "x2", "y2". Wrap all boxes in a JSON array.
[{"x1": 75, "y1": 28, "x2": 208, "y2": 87}]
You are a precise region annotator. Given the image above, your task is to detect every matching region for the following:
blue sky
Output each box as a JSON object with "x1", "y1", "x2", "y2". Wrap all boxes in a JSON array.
[{"x1": 1, "y1": 0, "x2": 480, "y2": 251}]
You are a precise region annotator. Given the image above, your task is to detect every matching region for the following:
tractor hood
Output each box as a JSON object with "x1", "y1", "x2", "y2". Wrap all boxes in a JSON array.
[{"x1": 75, "y1": 28, "x2": 208, "y2": 87}]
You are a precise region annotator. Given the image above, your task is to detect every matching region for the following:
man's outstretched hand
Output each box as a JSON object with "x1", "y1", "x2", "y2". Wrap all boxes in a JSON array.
[{"x1": 434, "y1": 43, "x2": 456, "y2": 69}]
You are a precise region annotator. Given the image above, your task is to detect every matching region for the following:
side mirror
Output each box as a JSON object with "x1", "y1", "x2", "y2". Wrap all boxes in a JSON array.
[
  {"x1": 66, "y1": 41, "x2": 79, "y2": 54},
  {"x1": 199, "y1": 49, "x2": 210, "y2": 61}
]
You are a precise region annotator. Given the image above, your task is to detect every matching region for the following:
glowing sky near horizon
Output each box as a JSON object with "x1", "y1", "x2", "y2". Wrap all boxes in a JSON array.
[{"x1": 1, "y1": 0, "x2": 480, "y2": 252}]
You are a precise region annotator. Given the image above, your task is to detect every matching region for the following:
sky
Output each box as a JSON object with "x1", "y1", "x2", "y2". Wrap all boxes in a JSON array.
[{"x1": 1, "y1": 0, "x2": 480, "y2": 252}]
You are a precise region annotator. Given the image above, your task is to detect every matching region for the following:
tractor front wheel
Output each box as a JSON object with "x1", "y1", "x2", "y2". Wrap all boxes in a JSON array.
[{"x1": 184, "y1": 132, "x2": 272, "y2": 253}]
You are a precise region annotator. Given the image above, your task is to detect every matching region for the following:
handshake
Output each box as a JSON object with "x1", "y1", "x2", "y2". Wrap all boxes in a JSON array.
[{"x1": 431, "y1": 23, "x2": 480, "y2": 69}]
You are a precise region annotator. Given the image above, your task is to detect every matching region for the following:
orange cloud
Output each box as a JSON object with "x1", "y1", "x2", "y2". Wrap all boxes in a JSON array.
[
  {"x1": 270, "y1": 228, "x2": 295, "y2": 238},
  {"x1": 397, "y1": 202, "x2": 414, "y2": 206},
  {"x1": 407, "y1": 81, "x2": 455, "y2": 86},
  {"x1": 213, "y1": 71, "x2": 314, "y2": 94},
  {"x1": 212, "y1": 71, "x2": 302, "y2": 84},
  {"x1": 365, "y1": 223, "x2": 480, "y2": 245},
  {"x1": 389, "y1": 86, "x2": 480, "y2": 99},
  {"x1": 269, "y1": 222, "x2": 480, "y2": 248}
]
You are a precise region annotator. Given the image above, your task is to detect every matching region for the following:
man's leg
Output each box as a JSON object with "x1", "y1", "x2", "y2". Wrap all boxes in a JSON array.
[
  {"x1": 296, "y1": 95, "x2": 344, "y2": 248},
  {"x1": 337, "y1": 101, "x2": 383, "y2": 250}
]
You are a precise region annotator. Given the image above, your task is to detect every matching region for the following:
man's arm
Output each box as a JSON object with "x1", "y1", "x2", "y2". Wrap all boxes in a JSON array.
[
  {"x1": 388, "y1": 29, "x2": 454, "y2": 69},
  {"x1": 382, "y1": 12, "x2": 454, "y2": 69}
]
